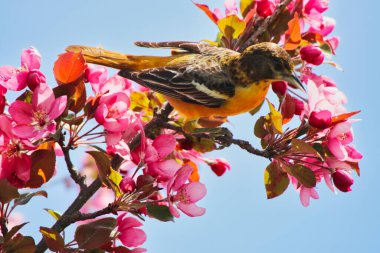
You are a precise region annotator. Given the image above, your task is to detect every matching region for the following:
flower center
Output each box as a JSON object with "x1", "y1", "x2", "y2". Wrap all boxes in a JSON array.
[
  {"x1": 107, "y1": 107, "x2": 121, "y2": 119},
  {"x1": 33, "y1": 110, "x2": 48, "y2": 128}
]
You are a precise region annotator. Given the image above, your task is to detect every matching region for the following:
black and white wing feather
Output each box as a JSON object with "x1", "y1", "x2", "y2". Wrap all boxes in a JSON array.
[{"x1": 119, "y1": 59, "x2": 235, "y2": 108}]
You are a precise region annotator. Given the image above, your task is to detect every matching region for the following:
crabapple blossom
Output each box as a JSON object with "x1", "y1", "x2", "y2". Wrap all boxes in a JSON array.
[
  {"x1": 0, "y1": 47, "x2": 45, "y2": 91},
  {"x1": 332, "y1": 170, "x2": 354, "y2": 192},
  {"x1": 116, "y1": 213, "x2": 147, "y2": 248},
  {"x1": 167, "y1": 165, "x2": 207, "y2": 217},
  {"x1": 9, "y1": 82, "x2": 67, "y2": 139}
]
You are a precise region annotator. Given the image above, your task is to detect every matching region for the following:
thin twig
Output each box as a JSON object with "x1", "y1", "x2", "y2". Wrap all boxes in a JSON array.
[
  {"x1": 240, "y1": 0, "x2": 293, "y2": 51},
  {"x1": 60, "y1": 144, "x2": 87, "y2": 190}
]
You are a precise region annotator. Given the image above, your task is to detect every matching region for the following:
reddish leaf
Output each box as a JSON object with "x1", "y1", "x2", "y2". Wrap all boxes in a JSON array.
[
  {"x1": 332, "y1": 110, "x2": 361, "y2": 124},
  {"x1": 70, "y1": 80, "x2": 87, "y2": 113},
  {"x1": 194, "y1": 2, "x2": 219, "y2": 24},
  {"x1": 26, "y1": 148, "x2": 56, "y2": 188},
  {"x1": 347, "y1": 161, "x2": 361, "y2": 176},
  {"x1": 3, "y1": 234, "x2": 36, "y2": 253},
  {"x1": 53, "y1": 52, "x2": 86, "y2": 84},
  {"x1": 264, "y1": 162, "x2": 290, "y2": 199},
  {"x1": 284, "y1": 13, "x2": 301, "y2": 50},
  {"x1": 74, "y1": 218, "x2": 117, "y2": 250},
  {"x1": 40, "y1": 227, "x2": 64, "y2": 252},
  {"x1": 281, "y1": 94, "x2": 296, "y2": 124},
  {"x1": 0, "y1": 179, "x2": 20, "y2": 204},
  {"x1": 286, "y1": 164, "x2": 317, "y2": 188}
]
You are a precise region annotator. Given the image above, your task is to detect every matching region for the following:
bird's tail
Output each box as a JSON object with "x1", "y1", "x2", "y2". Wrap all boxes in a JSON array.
[{"x1": 66, "y1": 45, "x2": 174, "y2": 71}]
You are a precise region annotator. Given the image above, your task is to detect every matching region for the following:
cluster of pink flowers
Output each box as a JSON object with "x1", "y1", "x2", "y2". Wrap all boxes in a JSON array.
[{"x1": 0, "y1": 48, "x2": 67, "y2": 187}]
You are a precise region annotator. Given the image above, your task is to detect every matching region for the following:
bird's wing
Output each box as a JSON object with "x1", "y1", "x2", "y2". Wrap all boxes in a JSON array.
[
  {"x1": 119, "y1": 60, "x2": 235, "y2": 108},
  {"x1": 134, "y1": 41, "x2": 237, "y2": 56}
]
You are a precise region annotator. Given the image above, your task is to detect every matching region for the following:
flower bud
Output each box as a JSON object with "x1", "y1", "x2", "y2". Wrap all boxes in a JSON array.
[
  {"x1": 300, "y1": 45, "x2": 324, "y2": 65},
  {"x1": 294, "y1": 98, "x2": 305, "y2": 115},
  {"x1": 119, "y1": 177, "x2": 136, "y2": 193},
  {"x1": 272, "y1": 81, "x2": 287, "y2": 97},
  {"x1": 27, "y1": 69, "x2": 46, "y2": 91},
  {"x1": 332, "y1": 170, "x2": 354, "y2": 192},
  {"x1": 210, "y1": 158, "x2": 230, "y2": 177},
  {"x1": 309, "y1": 110, "x2": 332, "y2": 129},
  {"x1": 256, "y1": 0, "x2": 275, "y2": 18}
]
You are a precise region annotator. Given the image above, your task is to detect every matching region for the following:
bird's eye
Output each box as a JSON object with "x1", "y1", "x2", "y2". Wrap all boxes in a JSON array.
[{"x1": 274, "y1": 63, "x2": 283, "y2": 71}]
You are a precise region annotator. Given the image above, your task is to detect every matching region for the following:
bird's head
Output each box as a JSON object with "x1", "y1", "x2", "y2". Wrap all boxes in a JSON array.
[{"x1": 240, "y1": 42, "x2": 305, "y2": 91}]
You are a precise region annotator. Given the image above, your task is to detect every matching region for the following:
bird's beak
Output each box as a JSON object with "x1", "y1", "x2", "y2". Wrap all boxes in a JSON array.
[{"x1": 283, "y1": 73, "x2": 306, "y2": 93}]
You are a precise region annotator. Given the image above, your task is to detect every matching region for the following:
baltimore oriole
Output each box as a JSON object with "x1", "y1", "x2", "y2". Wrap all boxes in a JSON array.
[{"x1": 66, "y1": 41, "x2": 304, "y2": 120}]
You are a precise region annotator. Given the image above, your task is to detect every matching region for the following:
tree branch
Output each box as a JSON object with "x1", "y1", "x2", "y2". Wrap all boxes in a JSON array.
[
  {"x1": 34, "y1": 103, "x2": 173, "y2": 253},
  {"x1": 61, "y1": 145, "x2": 87, "y2": 190},
  {"x1": 0, "y1": 217, "x2": 8, "y2": 237},
  {"x1": 240, "y1": 0, "x2": 293, "y2": 51}
]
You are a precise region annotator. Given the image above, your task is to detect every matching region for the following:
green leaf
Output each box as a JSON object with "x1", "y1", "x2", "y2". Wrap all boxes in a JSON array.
[
  {"x1": 147, "y1": 204, "x2": 174, "y2": 222},
  {"x1": 286, "y1": 164, "x2": 316, "y2": 188},
  {"x1": 13, "y1": 190, "x2": 48, "y2": 207},
  {"x1": 3, "y1": 234, "x2": 36, "y2": 253},
  {"x1": 264, "y1": 162, "x2": 290, "y2": 199},
  {"x1": 74, "y1": 218, "x2": 117, "y2": 250},
  {"x1": 44, "y1": 209, "x2": 62, "y2": 220},
  {"x1": 26, "y1": 148, "x2": 56, "y2": 188},
  {"x1": 0, "y1": 180, "x2": 20, "y2": 204},
  {"x1": 39, "y1": 227, "x2": 64, "y2": 252}
]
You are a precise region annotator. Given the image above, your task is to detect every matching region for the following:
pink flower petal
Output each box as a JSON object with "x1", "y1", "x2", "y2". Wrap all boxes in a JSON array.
[
  {"x1": 33, "y1": 83, "x2": 55, "y2": 113},
  {"x1": 48, "y1": 95, "x2": 67, "y2": 120},
  {"x1": 169, "y1": 203, "x2": 180, "y2": 218},
  {"x1": 118, "y1": 228, "x2": 146, "y2": 248},
  {"x1": 151, "y1": 159, "x2": 181, "y2": 180},
  {"x1": 9, "y1": 100, "x2": 34, "y2": 124},
  {"x1": 300, "y1": 187, "x2": 311, "y2": 207},
  {"x1": 152, "y1": 134, "x2": 176, "y2": 159},
  {"x1": 170, "y1": 165, "x2": 193, "y2": 192},
  {"x1": 21, "y1": 47, "x2": 41, "y2": 70},
  {"x1": 328, "y1": 138, "x2": 348, "y2": 160},
  {"x1": 177, "y1": 203, "x2": 206, "y2": 217},
  {"x1": 12, "y1": 125, "x2": 37, "y2": 139},
  {"x1": 180, "y1": 182, "x2": 207, "y2": 203}
]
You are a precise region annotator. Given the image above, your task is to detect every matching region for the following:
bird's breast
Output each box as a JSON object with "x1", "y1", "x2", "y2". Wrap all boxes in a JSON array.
[{"x1": 165, "y1": 80, "x2": 271, "y2": 120}]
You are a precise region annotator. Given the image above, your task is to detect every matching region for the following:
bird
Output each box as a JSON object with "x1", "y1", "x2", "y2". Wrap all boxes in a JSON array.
[{"x1": 66, "y1": 41, "x2": 304, "y2": 121}]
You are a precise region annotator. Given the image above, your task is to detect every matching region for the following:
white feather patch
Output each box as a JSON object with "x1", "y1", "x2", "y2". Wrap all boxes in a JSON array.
[{"x1": 191, "y1": 80, "x2": 229, "y2": 100}]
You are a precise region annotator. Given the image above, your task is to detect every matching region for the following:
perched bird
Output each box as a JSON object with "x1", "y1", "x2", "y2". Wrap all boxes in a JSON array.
[{"x1": 66, "y1": 41, "x2": 304, "y2": 120}]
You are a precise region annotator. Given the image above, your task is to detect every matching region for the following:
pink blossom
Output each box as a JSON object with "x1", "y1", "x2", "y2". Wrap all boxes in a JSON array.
[
  {"x1": 327, "y1": 121, "x2": 362, "y2": 162},
  {"x1": 117, "y1": 213, "x2": 146, "y2": 248},
  {"x1": 9, "y1": 83, "x2": 67, "y2": 139},
  {"x1": 132, "y1": 134, "x2": 181, "y2": 182},
  {"x1": 300, "y1": 45, "x2": 325, "y2": 65},
  {"x1": 304, "y1": 0, "x2": 329, "y2": 14},
  {"x1": 256, "y1": 0, "x2": 276, "y2": 18},
  {"x1": 308, "y1": 16, "x2": 336, "y2": 36},
  {"x1": 167, "y1": 165, "x2": 207, "y2": 217},
  {"x1": 332, "y1": 170, "x2": 354, "y2": 192},
  {"x1": 299, "y1": 186, "x2": 319, "y2": 207},
  {"x1": 87, "y1": 64, "x2": 131, "y2": 96},
  {"x1": 327, "y1": 36, "x2": 340, "y2": 54},
  {"x1": 209, "y1": 158, "x2": 231, "y2": 177},
  {"x1": 0, "y1": 47, "x2": 45, "y2": 91},
  {"x1": 0, "y1": 115, "x2": 35, "y2": 187},
  {"x1": 224, "y1": 0, "x2": 238, "y2": 16},
  {"x1": 95, "y1": 92, "x2": 131, "y2": 132}
]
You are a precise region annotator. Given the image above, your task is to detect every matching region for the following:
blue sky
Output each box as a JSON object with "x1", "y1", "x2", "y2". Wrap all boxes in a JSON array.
[{"x1": 0, "y1": 0, "x2": 379, "y2": 252}]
